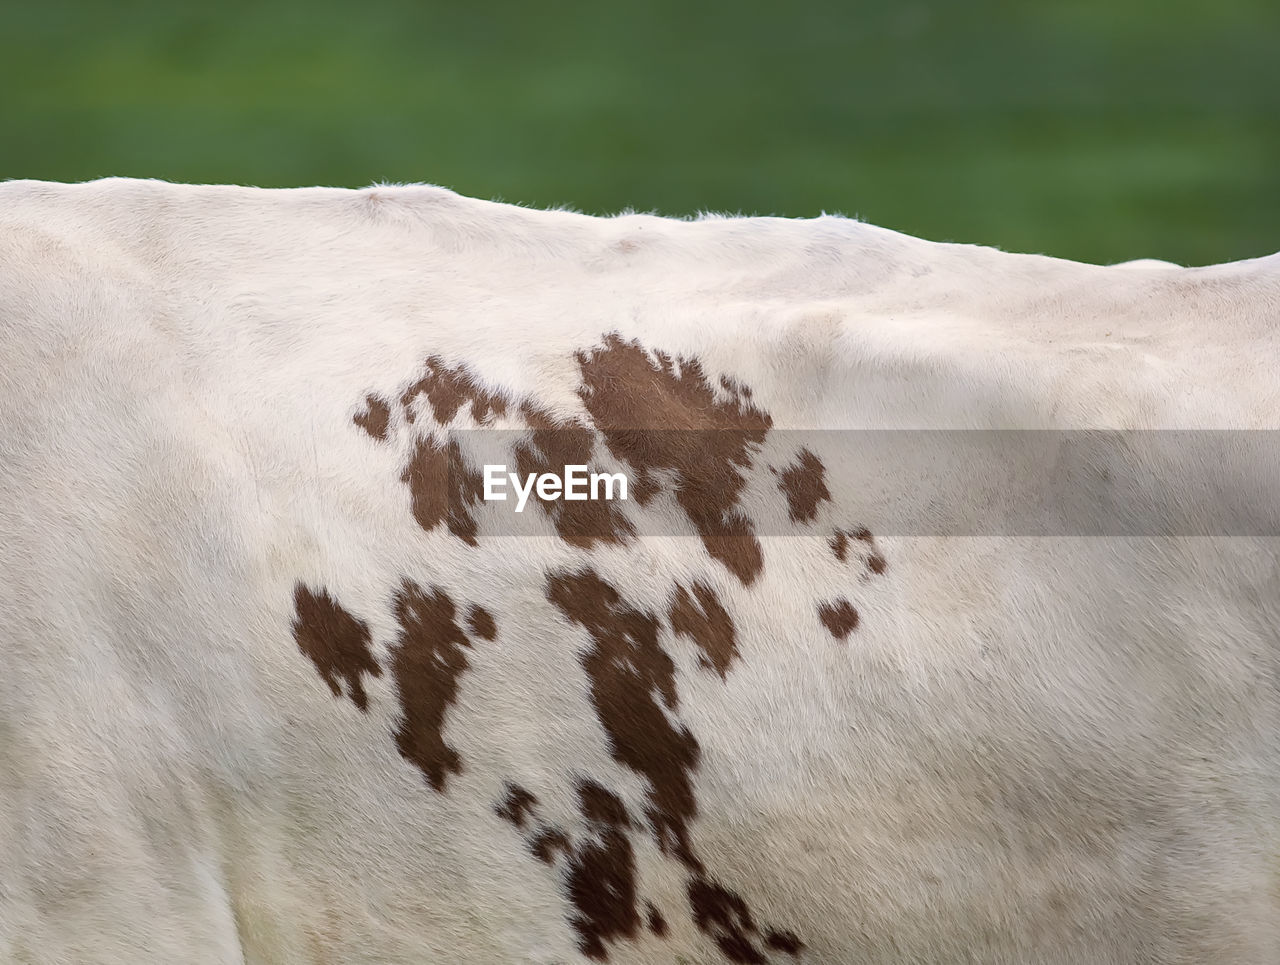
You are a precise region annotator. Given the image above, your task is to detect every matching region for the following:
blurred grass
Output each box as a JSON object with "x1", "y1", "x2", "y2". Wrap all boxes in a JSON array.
[{"x1": 1, "y1": 0, "x2": 1276, "y2": 264}]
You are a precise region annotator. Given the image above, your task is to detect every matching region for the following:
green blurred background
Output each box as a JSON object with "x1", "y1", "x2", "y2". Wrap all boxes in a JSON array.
[{"x1": 2, "y1": 0, "x2": 1276, "y2": 265}]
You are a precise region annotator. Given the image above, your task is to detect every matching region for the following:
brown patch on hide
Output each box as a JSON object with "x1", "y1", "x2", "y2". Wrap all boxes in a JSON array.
[
  {"x1": 291, "y1": 584, "x2": 382, "y2": 712},
  {"x1": 353, "y1": 394, "x2": 391, "y2": 441},
  {"x1": 399, "y1": 356, "x2": 508, "y2": 427},
  {"x1": 546, "y1": 568, "x2": 803, "y2": 958},
  {"x1": 546, "y1": 569, "x2": 701, "y2": 866},
  {"x1": 669, "y1": 582, "x2": 739, "y2": 679},
  {"x1": 388, "y1": 356, "x2": 513, "y2": 546},
  {"x1": 399, "y1": 437, "x2": 486, "y2": 546},
  {"x1": 575, "y1": 334, "x2": 771, "y2": 585},
  {"x1": 566, "y1": 781, "x2": 642, "y2": 960},
  {"x1": 495, "y1": 783, "x2": 538, "y2": 829},
  {"x1": 348, "y1": 354, "x2": 805, "y2": 958},
  {"x1": 688, "y1": 877, "x2": 805, "y2": 964},
  {"x1": 765, "y1": 930, "x2": 805, "y2": 956},
  {"x1": 531, "y1": 828, "x2": 572, "y2": 864},
  {"x1": 513, "y1": 402, "x2": 636, "y2": 549},
  {"x1": 466, "y1": 604, "x2": 497, "y2": 640},
  {"x1": 502, "y1": 783, "x2": 643, "y2": 959},
  {"x1": 830, "y1": 526, "x2": 887, "y2": 576},
  {"x1": 645, "y1": 903, "x2": 668, "y2": 937},
  {"x1": 774, "y1": 448, "x2": 830, "y2": 523},
  {"x1": 830, "y1": 530, "x2": 848, "y2": 562},
  {"x1": 818, "y1": 598, "x2": 860, "y2": 640},
  {"x1": 389, "y1": 582, "x2": 477, "y2": 792},
  {"x1": 628, "y1": 471, "x2": 660, "y2": 507}
]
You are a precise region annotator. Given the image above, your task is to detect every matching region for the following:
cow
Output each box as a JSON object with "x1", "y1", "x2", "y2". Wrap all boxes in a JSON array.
[{"x1": 1, "y1": 177, "x2": 1277, "y2": 964}]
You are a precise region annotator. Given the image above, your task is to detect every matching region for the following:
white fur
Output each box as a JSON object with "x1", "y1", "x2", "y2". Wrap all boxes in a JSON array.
[
  {"x1": 1111, "y1": 258, "x2": 1182, "y2": 269},
  {"x1": 1, "y1": 178, "x2": 1278, "y2": 964}
]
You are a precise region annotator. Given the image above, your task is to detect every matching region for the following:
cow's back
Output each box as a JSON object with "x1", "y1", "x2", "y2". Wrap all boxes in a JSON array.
[{"x1": 2, "y1": 178, "x2": 1278, "y2": 964}]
